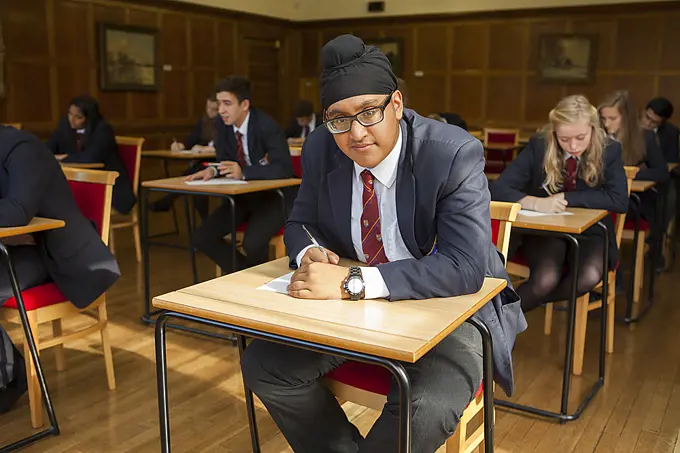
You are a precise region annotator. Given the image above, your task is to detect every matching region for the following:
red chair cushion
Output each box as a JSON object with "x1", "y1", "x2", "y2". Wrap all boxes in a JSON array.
[
  {"x1": 325, "y1": 362, "x2": 484, "y2": 404},
  {"x1": 486, "y1": 132, "x2": 518, "y2": 146},
  {"x1": 117, "y1": 143, "x2": 140, "y2": 184},
  {"x1": 624, "y1": 218, "x2": 650, "y2": 232},
  {"x1": 68, "y1": 179, "x2": 106, "y2": 236},
  {"x1": 291, "y1": 155, "x2": 302, "y2": 178},
  {"x1": 490, "y1": 219, "x2": 500, "y2": 249},
  {"x1": 509, "y1": 250, "x2": 528, "y2": 267},
  {"x1": 4, "y1": 283, "x2": 67, "y2": 311}
]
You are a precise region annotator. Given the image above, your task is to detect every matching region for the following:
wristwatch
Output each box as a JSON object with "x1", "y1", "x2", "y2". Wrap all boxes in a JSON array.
[{"x1": 343, "y1": 267, "x2": 365, "y2": 301}]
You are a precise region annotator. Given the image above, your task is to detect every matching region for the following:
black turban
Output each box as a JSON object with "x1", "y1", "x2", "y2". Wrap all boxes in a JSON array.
[{"x1": 319, "y1": 34, "x2": 397, "y2": 110}]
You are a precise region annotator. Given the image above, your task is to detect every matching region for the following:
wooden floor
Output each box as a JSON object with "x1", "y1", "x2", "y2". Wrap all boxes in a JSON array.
[{"x1": 2, "y1": 229, "x2": 680, "y2": 452}]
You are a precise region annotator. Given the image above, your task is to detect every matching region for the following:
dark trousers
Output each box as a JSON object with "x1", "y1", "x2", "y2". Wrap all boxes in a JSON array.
[
  {"x1": 0, "y1": 245, "x2": 49, "y2": 387},
  {"x1": 240, "y1": 322, "x2": 482, "y2": 453},
  {"x1": 193, "y1": 192, "x2": 285, "y2": 273}
]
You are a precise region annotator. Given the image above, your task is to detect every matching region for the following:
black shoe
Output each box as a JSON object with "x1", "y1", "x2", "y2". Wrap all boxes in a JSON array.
[
  {"x1": 0, "y1": 346, "x2": 28, "y2": 413},
  {"x1": 148, "y1": 196, "x2": 174, "y2": 213}
]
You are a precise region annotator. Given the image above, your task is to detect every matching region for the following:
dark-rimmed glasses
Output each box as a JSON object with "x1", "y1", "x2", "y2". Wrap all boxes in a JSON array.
[{"x1": 324, "y1": 92, "x2": 394, "y2": 134}]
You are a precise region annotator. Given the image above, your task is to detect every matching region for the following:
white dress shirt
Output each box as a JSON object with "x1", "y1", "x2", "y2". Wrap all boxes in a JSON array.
[
  {"x1": 296, "y1": 128, "x2": 415, "y2": 299},
  {"x1": 301, "y1": 113, "x2": 317, "y2": 138}
]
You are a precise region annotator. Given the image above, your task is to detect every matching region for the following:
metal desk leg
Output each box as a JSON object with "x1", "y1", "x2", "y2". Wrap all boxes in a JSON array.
[
  {"x1": 183, "y1": 196, "x2": 198, "y2": 284},
  {"x1": 466, "y1": 317, "x2": 494, "y2": 453},
  {"x1": 155, "y1": 313, "x2": 171, "y2": 453},
  {"x1": 237, "y1": 336, "x2": 261, "y2": 453},
  {"x1": 0, "y1": 243, "x2": 60, "y2": 451}
]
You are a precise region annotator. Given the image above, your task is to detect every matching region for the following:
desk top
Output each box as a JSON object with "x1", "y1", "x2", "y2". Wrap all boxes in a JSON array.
[
  {"x1": 142, "y1": 176, "x2": 301, "y2": 195},
  {"x1": 631, "y1": 180, "x2": 657, "y2": 193},
  {"x1": 514, "y1": 207, "x2": 608, "y2": 234},
  {"x1": 60, "y1": 162, "x2": 105, "y2": 169},
  {"x1": 0, "y1": 217, "x2": 65, "y2": 239},
  {"x1": 142, "y1": 150, "x2": 216, "y2": 160},
  {"x1": 485, "y1": 173, "x2": 500, "y2": 181},
  {"x1": 153, "y1": 258, "x2": 507, "y2": 363}
]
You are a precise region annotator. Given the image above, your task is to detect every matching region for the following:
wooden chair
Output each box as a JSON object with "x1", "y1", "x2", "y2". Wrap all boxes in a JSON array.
[
  {"x1": 483, "y1": 128, "x2": 520, "y2": 175},
  {"x1": 508, "y1": 167, "x2": 639, "y2": 375},
  {"x1": 1, "y1": 168, "x2": 118, "y2": 428},
  {"x1": 1, "y1": 123, "x2": 22, "y2": 129},
  {"x1": 110, "y1": 136, "x2": 144, "y2": 262},
  {"x1": 323, "y1": 201, "x2": 521, "y2": 453}
]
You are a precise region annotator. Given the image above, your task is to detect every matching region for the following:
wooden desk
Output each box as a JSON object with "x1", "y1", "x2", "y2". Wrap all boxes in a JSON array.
[
  {"x1": 142, "y1": 150, "x2": 216, "y2": 160},
  {"x1": 140, "y1": 177, "x2": 302, "y2": 326},
  {"x1": 497, "y1": 207, "x2": 609, "y2": 422},
  {"x1": 289, "y1": 146, "x2": 302, "y2": 156},
  {"x1": 152, "y1": 258, "x2": 505, "y2": 452},
  {"x1": 60, "y1": 162, "x2": 104, "y2": 169},
  {"x1": 485, "y1": 173, "x2": 500, "y2": 181},
  {"x1": 514, "y1": 207, "x2": 608, "y2": 234},
  {"x1": 0, "y1": 218, "x2": 63, "y2": 448},
  {"x1": 631, "y1": 180, "x2": 657, "y2": 193}
]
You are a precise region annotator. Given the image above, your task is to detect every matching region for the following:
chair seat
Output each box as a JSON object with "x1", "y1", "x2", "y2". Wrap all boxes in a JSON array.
[
  {"x1": 236, "y1": 223, "x2": 285, "y2": 236},
  {"x1": 624, "y1": 218, "x2": 651, "y2": 232},
  {"x1": 325, "y1": 361, "x2": 484, "y2": 401},
  {"x1": 4, "y1": 283, "x2": 67, "y2": 311}
]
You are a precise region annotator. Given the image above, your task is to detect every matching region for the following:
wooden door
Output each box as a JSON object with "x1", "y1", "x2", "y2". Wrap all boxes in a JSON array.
[{"x1": 243, "y1": 37, "x2": 282, "y2": 123}]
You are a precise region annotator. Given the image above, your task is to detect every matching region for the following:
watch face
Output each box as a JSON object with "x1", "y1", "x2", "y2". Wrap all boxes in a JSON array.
[{"x1": 347, "y1": 277, "x2": 363, "y2": 294}]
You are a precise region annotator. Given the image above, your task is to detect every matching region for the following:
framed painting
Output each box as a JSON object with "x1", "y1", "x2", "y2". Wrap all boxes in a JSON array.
[
  {"x1": 365, "y1": 38, "x2": 404, "y2": 77},
  {"x1": 538, "y1": 34, "x2": 597, "y2": 84},
  {"x1": 98, "y1": 23, "x2": 159, "y2": 91}
]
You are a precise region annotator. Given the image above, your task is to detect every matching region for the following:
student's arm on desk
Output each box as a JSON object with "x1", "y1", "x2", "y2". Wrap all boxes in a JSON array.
[
  {"x1": 61, "y1": 122, "x2": 114, "y2": 164},
  {"x1": 242, "y1": 122, "x2": 293, "y2": 180},
  {"x1": 379, "y1": 140, "x2": 489, "y2": 301},
  {"x1": 0, "y1": 141, "x2": 51, "y2": 227},
  {"x1": 563, "y1": 141, "x2": 628, "y2": 213}
]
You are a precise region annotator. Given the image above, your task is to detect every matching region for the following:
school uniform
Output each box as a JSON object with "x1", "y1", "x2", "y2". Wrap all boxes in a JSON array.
[
  {"x1": 0, "y1": 126, "x2": 120, "y2": 391},
  {"x1": 193, "y1": 108, "x2": 295, "y2": 272},
  {"x1": 46, "y1": 116, "x2": 136, "y2": 214},
  {"x1": 285, "y1": 112, "x2": 322, "y2": 139},
  {"x1": 656, "y1": 122, "x2": 680, "y2": 164}
]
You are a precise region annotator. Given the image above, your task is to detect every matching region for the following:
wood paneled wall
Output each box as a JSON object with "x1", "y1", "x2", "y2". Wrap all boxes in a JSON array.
[
  {"x1": 0, "y1": 0, "x2": 298, "y2": 149},
  {"x1": 296, "y1": 2, "x2": 680, "y2": 130}
]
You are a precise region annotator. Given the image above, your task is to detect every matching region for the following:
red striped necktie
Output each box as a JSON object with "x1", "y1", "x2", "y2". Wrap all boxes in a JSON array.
[
  {"x1": 360, "y1": 170, "x2": 388, "y2": 265},
  {"x1": 236, "y1": 132, "x2": 247, "y2": 167}
]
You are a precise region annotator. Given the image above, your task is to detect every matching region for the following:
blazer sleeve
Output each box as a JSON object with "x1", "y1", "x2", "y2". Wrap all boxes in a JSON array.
[
  {"x1": 242, "y1": 121, "x2": 293, "y2": 180},
  {"x1": 284, "y1": 141, "x2": 330, "y2": 266},
  {"x1": 636, "y1": 130, "x2": 669, "y2": 183},
  {"x1": 46, "y1": 128, "x2": 60, "y2": 155},
  {"x1": 0, "y1": 140, "x2": 53, "y2": 227},
  {"x1": 661, "y1": 125, "x2": 680, "y2": 163},
  {"x1": 563, "y1": 142, "x2": 628, "y2": 213},
  {"x1": 490, "y1": 136, "x2": 540, "y2": 202},
  {"x1": 378, "y1": 139, "x2": 490, "y2": 301},
  {"x1": 184, "y1": 119, "x2": 203, "y2": 149},
  {"x1": 61, "y1": 122, "x2": 116, "y2": 164}
]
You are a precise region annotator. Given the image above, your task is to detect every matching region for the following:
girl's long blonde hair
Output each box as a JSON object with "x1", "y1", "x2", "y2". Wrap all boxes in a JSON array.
[
  {"x1": 598, "y1": 90, "x2": 645, "y2": 166},
  {"x1": 542, "y1": 95, "x2": 607, "y2": 193}
]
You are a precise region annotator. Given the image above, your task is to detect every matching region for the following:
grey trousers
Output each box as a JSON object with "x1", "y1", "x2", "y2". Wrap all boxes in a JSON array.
[
  {"x1": 0, "y1": 245, "x2": 49, "y2": 387},
  {"x1": 240, "y1": 322, "x2": 483, "y2": 453}
]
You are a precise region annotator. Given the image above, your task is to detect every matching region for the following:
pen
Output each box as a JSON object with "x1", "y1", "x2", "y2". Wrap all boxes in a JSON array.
[{"x1": 301, "y1": 225, "x2": 329, "y2": 261}]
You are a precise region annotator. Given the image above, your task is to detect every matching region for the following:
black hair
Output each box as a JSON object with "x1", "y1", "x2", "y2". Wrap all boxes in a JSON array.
[
  {"x1": 646, "y1": 97, "x2": 674, "y2": 120},
  {"x1": 215, "y1": 76, "x2": 251, "y2": 103},
  {"x1": 293, "y1": 100, "x2": 314, "y2": 118}
]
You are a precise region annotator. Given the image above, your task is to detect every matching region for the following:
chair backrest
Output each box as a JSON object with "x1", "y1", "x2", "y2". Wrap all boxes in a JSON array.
[
  {"x1": 290, "y1": 146, "x2": 302, "y2": 178},
  {"x1": 612, "y1": 166, "x2": 640, "y2": 247},
  {"x1": 61, "y1": 168, "x2": 119, "y2": 245},
  {"x1": 490, "y1": 201, "x2": 521, "y2": 261},
  {"x1": 114, "y1": 136, "x2": 144, "y2": 196},
  {"x1": 484, "y1": 128, "x2": 520, "y2": 149},
  {"x1": 1, "y1": 123, "x2": 22, "y2": 130}
]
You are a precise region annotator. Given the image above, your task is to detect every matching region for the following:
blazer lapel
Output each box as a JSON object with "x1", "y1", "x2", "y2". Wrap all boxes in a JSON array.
[
  {"x1": 395, "y1": 120, "x2": 422, "y2": 258},
  {"x1": 246, "y1": 110, "x2": 260, "y2": 164},
  {"x1": 327, "y1": 149, "x2": 356, "y2": 259}
]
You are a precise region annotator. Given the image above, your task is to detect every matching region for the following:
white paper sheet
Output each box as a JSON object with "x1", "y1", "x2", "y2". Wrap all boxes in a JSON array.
[
  {"x1": 518, "y1": 210, "x2": 573, "y2": 217},
  {"x1": 257, "y1": 272, "x2": 294, "y2": 294},
  {"x1": 184, "y1": 179, "x2": 248, "y2": 186}
]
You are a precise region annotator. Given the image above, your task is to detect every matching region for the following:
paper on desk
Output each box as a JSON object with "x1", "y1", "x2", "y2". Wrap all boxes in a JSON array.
[
  {"x1": 518, "y1": 210, "x2": 573, "y2": 217},
  {"x1": 184, "y1": 179, "x2": 248, "y2": 186},
  {"x1": 257, "y1": 272, "x2": 294, "y2": 294}
]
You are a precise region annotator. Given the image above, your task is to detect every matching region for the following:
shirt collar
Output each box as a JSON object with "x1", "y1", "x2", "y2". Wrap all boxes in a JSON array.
[
  {"x1": 233, "y1": 111, "x2": 251, "y2": 136},
  {"x1": 563, "y1": 153, "x2": 580, "y2": 162},
  {"x1": 353, "y1": 127, "x2": 402, "y2": 189},
  {"x1": 75, "y1": 128, "x2": 85, "y2": 134}
]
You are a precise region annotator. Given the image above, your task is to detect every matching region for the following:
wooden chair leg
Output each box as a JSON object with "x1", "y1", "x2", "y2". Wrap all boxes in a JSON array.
[
  {"x1": 98, "y1": 302, "x2": 116, "y2": 390},
  {"x1": 23, "y1": 311, "x2": 43, "y2": 428},
  {"x1": 572, "y1": 293, "x2": 590, "y2": 375},
  {"x1": 215, "y1": 265, "x2": 222, "y2": 278},
  {"x1": 445, "y1": 419, "x2": 464, "y2": 453},
  {"x1": 51, "y1": 319, "x2": 66, "y2": 372},
  {"x1": 132, "y1": 211, "x2": 142, "y2": 263},
  {"x1": 270, "y1": 236, "x2": 286, "y2": 260},
  {"x1": 109, "y1": 229, "x2": 116, "y2": 256},
  {"x1": 606, "y1": 272, "x2": 616, "y2": 354},
  {"x1": 544, "y1": 303, "x2": 553, "y2": 335},
  {"x1": 631, "y1": 231, "x2": 646, "y2": 320}
]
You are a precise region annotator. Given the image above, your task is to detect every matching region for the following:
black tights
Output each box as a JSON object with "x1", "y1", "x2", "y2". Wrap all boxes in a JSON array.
[{"x1": 516, "y1": 235, "x2": 605, "y2": 312}]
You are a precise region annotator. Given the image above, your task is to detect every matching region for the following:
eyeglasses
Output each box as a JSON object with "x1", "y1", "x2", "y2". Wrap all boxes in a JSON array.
[{"x1": 324, "y1": 92, "x2": 394, "y2": 134}]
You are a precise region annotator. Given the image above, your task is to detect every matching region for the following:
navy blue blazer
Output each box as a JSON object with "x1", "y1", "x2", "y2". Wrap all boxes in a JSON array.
[
  {"x1": 0, "y1": 126, "x2": 120, "y2": 308},
  {"x1": 636, "y1": 129, "x2": 669, "y2": 183},
  {"x1": 214, "y1": 108, "x2": 294, "y2": 181},
  {"x1": 657, "y1": 122, "x2": 680, "y2": 164},
  {"x1": 490, "y1": 133, "x2": 628, "y2": 268},
  {"x1": 284, "y1": 109, "x2": 527, "y2": 397},
  {"x1": 46, "y1": 117, "x2": 136, "y2": 214},
  {"x1": 285, "y1": 113, "x2": 323, "y2": 139}
]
